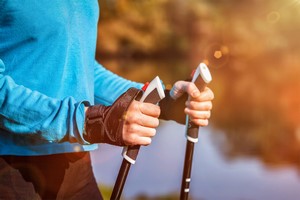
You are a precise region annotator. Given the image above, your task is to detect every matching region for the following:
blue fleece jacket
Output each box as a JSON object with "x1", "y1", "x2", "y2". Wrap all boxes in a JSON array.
[{"x1": 0, "y1": 1, "x2": 142, "y2": 155}]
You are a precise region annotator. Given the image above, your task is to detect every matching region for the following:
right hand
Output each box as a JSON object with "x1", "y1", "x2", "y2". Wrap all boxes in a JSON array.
[
  {"x1": 122, "y1": 100, "x2": 161, "y2": 146},
  {"x1": 84, "y1": 87, "x2": 160, "y2": 146}
]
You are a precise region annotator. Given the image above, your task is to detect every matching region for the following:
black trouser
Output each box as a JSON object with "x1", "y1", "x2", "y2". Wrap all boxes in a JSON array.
[{"x1": 0, "y1": 152, "x2": 103, "y2": 200}]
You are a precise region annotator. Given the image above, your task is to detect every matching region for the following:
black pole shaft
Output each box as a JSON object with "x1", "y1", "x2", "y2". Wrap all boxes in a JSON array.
[
  {"x1": 111, "y1": 160, "x2": 131, "y2": 200},
  {"x1": 180, "y1": 140, "x2": 195, "y2": 200}
]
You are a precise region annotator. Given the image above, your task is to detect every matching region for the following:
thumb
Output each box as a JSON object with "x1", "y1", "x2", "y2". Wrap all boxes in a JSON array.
[{"x1": 170, "y1": 81, "x2": 200, "y2": 100}]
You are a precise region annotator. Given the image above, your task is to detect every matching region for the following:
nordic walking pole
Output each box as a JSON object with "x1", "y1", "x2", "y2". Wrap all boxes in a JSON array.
[
  {"x1": 180, "y1": 63, "x2": 212, "y2": 200},
  {"x1": 111, "y1": 76, "x2": 165, "y2": 200}
]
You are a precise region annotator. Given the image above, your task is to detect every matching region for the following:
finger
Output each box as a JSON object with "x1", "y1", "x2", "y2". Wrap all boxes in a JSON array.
[
  {"x1": 170, "y1": 81, "x2": 201, "y2": 99},
  {"x1": 183, "y1": 82, "x2": 201, "y2": 98},
  {"x1": 185, "y1": 100, "x2": 213, "y2": 111},
  {"x1": 136, "y1": 137, "x2": 152, "y2": 146},
  {"x1": 124, "y1": 100, "x2": 157, "y2": 120},
  {"x1": 190, "y1": 118, "x2": 209, "y2": 127},
  {"x1": 170, "y1": 81, "x2": 186, "y2": 99},
  {"x1": 170, "y1": 81, "x2": 199, "y2": 99},
  {"x1": 135, "y1": 126, "x2": 157, "y2": 138},
  {"x1": 185, "y1": 109, "x2": 211, "y2": 119},
  {"x1": 124, "y1": 123, "x2": 157, "y2": 138},
  {"x1": 192, "y1": 87, "x2": 214, "y2": 101},
  {"x1": 124, "y1": 136, "x2": 152, "y2": 146},
  {"x1": 139, "y1": 102, "x2": 161, "y2": 117},
  {"x1": 124, "y1": 110, "x2": 159, "y2": 128},
  {"x1": 140, "y1": 115, "x2": 160, "y2": 128},
  {"x1": 123, "y1": 127, "x2": 156, "y2": 145},
  {"x1": 127, "y1": 110, "x2": 159, "y2": 128}
]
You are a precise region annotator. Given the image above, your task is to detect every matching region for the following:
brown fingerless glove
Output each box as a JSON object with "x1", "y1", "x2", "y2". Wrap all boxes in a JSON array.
[
  {"x1": 159, "y1": 89, "x2": 188, "y2": 124},
  {"x1": 84, "y1": 88, "x2": 142, "y2": 146}
]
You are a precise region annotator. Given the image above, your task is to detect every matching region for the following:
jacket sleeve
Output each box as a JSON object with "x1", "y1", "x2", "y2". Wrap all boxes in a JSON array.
[
  {"x1": 0, "y1": 59, "x2": 88, "y2": 144},
  {"x1": 93, "y1": 61, "x2": 143, "y2": 106}
]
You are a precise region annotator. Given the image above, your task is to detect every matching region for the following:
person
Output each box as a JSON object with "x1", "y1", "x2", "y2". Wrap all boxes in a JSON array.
[{"x1": 0, "y1": 1, "x2": 214, "y2": 200}]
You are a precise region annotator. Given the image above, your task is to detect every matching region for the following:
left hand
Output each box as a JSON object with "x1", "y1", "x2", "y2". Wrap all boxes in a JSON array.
[{"x1": 170, "y1": 81, "x2": 214, "y2": 126}]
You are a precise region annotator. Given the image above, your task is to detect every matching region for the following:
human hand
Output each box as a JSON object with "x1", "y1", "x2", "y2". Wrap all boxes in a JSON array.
[
  {"x1": 170, "y1": 81, "x2": 214, "y2": 126},
  {"x1": 84, "y1": 88, "x2": 153, "y2": 146},
  {"x1": 83, "y1": 87, "x2": 161, "y2": 146},
  {"x1": 122, "y1": 100, "x2": 160, "y2": 146}
]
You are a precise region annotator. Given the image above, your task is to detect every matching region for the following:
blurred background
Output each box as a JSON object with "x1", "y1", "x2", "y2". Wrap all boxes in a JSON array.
[{"x1": 91, "y1": 0, "x2": 300, "y2": 199}]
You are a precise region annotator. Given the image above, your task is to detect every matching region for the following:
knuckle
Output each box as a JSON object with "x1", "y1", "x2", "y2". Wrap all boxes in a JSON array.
[
  {"x1": 132, "y1": 101, "x2": 142, "y2": 113},
  {"x1": 128, "y1": 113, "x2": 140, "y2": 123},
  {"x1": 123, "y1": 133, "x2": 136, "y2": 145},
  {"x1": 202, "y1": 102, "x2": 212, "y2": 110},
  {"x1": 149, "y1": 104, "x2": 161, "y2": 116},
  {"x1": 153, "y1": 118, "x2": 160, "y2": 127},
  {"x1": 210, "y1": 102, "x2": 213, "y2": 109},
  {"x1": 128, "y1": 134, "x2": 138, "y2": 144},
  {"x1": 201, "y1": 111, "x2": 210, "y2": 119},
  {"x1": 155, "y1": 105, "x2": 161, "y2": 116},
  {"x1": 150, "y1": 128, "x2": 156, "y2": 137},
  {"x1": 124, "y1": 111, "x2": 133, "y2": 121},
  {"x1": 187, "y1": 83, "x2": 195, "y2": 92},
  {"x1": 192, "y1": 119, "x2": 208, "y2": 126},
  {"x1": 201, "y1": 119, "x2": 209, "y2": 126},
  {"x1": 144, "y1": 138, "x2": 152, "y2": 146},
  {"x1": 123, "y1": 134, "x2": 129, "y2": 143},
  {"x1": 188, "y1": 101, "x2": 196, "y2": 109},
  {"x1": 133, "y1": 100, "x2": 140, "y2": 108},
  {"x1": 207, "y1": 102, "x2": 213, "y2": 110},
  {"x1": 205, "y1": 112, "x2": 211, "y2": 119},
  {"x1": 208, "y1": 88, "x2": 215, "y2": 100},
  {"x1": 207, "y1": 111, "x2": 211, "y2": 118},
  {"x1": 128, "y1": 124, "x2": 139, "y2": 133}
]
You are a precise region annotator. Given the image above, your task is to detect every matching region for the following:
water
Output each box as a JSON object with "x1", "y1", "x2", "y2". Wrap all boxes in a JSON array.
[
  {"x1": 89, "y1": 57, "x2": 300, "y2": 199},
  {"x1": 93, "y1": 0, "x2": 300, "y2": 197},
  {"x1": 91, "y1": 120, "x2": 300, "y2": 200}
]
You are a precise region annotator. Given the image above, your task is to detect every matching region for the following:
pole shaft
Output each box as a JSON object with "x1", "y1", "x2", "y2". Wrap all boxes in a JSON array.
[
  {"x1": 180, "y1": 141, "x2": 195, "y2": 200},
  {"x1": 111, "y1": 160, "x2": 131, "y2": 200},
  {"x1": 180, "y1": 63, "x2": 212, "y2": 199}
]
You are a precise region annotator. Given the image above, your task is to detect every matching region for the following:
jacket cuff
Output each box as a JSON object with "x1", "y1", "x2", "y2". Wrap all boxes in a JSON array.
[{"x1": 73, "y1": 101, "x2": 91, "y2": 145}]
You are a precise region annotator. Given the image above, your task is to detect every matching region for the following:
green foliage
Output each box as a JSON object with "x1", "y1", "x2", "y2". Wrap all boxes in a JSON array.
[{"x1": 98, "y1": 184, "x2": 113, "y2": 200}]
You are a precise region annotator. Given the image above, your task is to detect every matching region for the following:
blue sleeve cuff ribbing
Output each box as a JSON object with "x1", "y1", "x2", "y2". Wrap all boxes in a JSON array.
[{"x1": 74, "y1": 101, "x2": 91, "y2": 145}]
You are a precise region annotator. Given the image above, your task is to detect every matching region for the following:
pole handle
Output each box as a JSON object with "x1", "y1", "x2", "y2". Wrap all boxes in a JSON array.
[
  {"x1": 186, "y1": 63, "x2": 212, "y2": 143},
  {"x1": 122, "y1": 76, "x2": 165, "y2": 164}
]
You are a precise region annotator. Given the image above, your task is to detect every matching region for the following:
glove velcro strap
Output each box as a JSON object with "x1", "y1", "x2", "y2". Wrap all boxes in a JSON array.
[{"x1": 85, "y1": 88, "x2": 142, "y2": 146}]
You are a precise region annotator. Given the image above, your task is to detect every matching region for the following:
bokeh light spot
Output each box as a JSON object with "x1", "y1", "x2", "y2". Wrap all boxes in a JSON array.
[
  {"x1": 214, "y1": 50, "x2": 222, "y2": 59},
  {"x1": 221, "y1": 45, "x2": 229, "y2": 54},
  {"x1": 204, "y1": 43, "x2": 230, "y2": 69},
  {"x1": 165, "y1": 84, "x2": 172, "y2": 90},
  {"x1": 267, "y1": 11, "x2": 280, "y2": 24}
]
